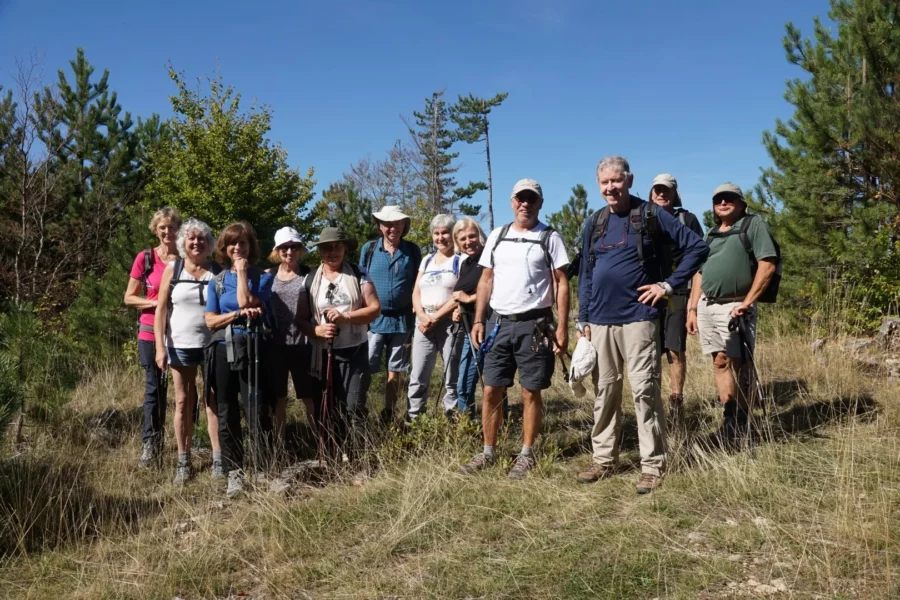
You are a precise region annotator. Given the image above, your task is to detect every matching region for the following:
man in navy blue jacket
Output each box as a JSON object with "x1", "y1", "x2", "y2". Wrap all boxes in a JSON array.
[{"x1": 575, "y1": 156, "x2": 708, "y2": 494}]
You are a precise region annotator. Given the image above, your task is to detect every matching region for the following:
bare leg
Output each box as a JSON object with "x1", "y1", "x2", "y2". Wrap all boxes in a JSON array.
[
  {"x1": 274, "y1": 396, "x2": 287, "y2": 440},
  {"x1": 712, "y1": 352, "x2": 747, "y2": 408},
  {"x1": 385, "y1": 370, "x2": 401, "y2": 413},
  {"x1": 170, "y1": 366, "x2": 197, "y2": 454},
  {"x1": 669, "y1": 351, "x2": 686, "y2": 396},
  {"x1": 482, "y1": 385, "x2": 507, "y2": 446},
  {"x1": 521, "y1": 388, "x2": 544, "y2": 447}
]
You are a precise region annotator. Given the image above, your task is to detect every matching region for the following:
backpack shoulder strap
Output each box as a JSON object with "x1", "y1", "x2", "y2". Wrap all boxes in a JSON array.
[
  {"x1": 490, "y1": 223, "x2": 513, "y2": 268},
  {"x1": 172, "y1": 258, "x2": 185, "y2": 282},
  {"x1": 676, "y1": 209, "x2": 686, "y2": 226},
  {"x1": 350, "y1": 262, "x2": 364, "y2": 280},
  {"x1": 539, "y1": 226, "x2": 556, "y2": 271},
  {"x1": 738, "y1": 214, "x2": 757, "y2": 262},
  {"x1": 586, "y1": 207, "x2": 609, "y2": 268},
  {"x1": 208, "y1": 261, "x2": 223, "y2": 276},
  {"x1": 452, "y1": 254, "x2": 461, "y2": 277},
  {"x1": 363, "y1": 239, "x2": 378, "y2": 271},
  {"x1": 213, "y1": 269, "x2": 228, "y2": 298},
  {"x1": 422, "y1": 252, "x2": 434, "y2": 272},
  {"x1": 630, "y1": 200, "x2": 647, "y2": 264}
]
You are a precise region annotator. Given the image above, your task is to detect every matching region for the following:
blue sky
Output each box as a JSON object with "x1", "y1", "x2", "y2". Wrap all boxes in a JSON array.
[{"x1": 0, "y1": 0, "x2": 830, "y2": 227}]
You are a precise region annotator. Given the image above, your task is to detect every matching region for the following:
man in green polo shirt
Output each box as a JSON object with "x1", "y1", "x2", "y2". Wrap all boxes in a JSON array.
[{"x1": 686, "y1": 183, "x2": 778, "y2": 441}]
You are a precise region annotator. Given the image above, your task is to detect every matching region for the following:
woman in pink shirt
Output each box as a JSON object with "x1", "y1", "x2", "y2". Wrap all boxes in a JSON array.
[{"x1": 123, "y1": 206, "x2": 182, "y2": 468}]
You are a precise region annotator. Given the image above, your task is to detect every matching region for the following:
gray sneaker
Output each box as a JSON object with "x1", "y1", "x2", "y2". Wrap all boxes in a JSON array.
[
  {"x1": 172, "y1": 462, "x2": 191, "y2": 487},
  {"x1": 210, "y1": 459, "x2": 225, "y2": 480},
  {"x1": 226, "y1": 469, "x2": 244, "y2": 499},
  {"x1": 458, "y1": 452, "x2": 495, "y2": 475},
  {"x1": 137, "y1": 441, "x2": 160, "y2": 469},
  {"x1": 508, "y1": 454, "x2": 536, "y2": 480}
]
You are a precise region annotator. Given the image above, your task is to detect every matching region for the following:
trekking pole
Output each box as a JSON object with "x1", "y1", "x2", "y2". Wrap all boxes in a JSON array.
[
  {"x1": 246, "y1": 320, "x2": 259, "y2": 474},
  {"x1": 432, "y1": 321, "x2": 461, "y2": 416},
  {"x1": 318, "y1": 317, "x2": 338, "y2": 467}
]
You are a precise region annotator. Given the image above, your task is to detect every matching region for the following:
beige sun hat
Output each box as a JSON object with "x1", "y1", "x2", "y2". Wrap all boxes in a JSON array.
[
  {"x1": 712, "y1": 182, "x2": 745, "y2": 202},
  {"x1": 372, "y1": 205, "x2": 411, "y2": 236}
]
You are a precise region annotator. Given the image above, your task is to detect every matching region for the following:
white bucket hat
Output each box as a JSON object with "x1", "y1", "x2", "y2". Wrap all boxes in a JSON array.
[
  {"x1": 372, "y1": 205, "x2": 411, "y2": 236},
  {"x1": 568, "y1": 337, "x2": 598, "y2": 398},
  {"x1": 272, "y1": 226, "x2": 306, "y2": 253}
]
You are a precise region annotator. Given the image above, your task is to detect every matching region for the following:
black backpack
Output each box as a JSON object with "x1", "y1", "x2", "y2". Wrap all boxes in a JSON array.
[
  {"x1": 489, "y1": 223, "x2": 557, "y2": 271},
  {"x1": 705, "y1": 214, "x2": 782, "y2": 303},
  {"x1": 569, "y1": 198, "x2": 666, "y2": 280},
  {"x1": 170, "y1": 259, "x2": 223, "y2": 307}
]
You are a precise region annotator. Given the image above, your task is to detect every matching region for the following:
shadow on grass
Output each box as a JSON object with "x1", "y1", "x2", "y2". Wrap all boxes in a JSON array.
[{"x1": 0, "y1": 456, "x2": 161, "y2": 558}]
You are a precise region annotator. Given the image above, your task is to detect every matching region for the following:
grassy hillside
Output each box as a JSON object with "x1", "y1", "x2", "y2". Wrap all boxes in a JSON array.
[{"x1": 0, "y1": 314, "x2": 897, "y2": 599}]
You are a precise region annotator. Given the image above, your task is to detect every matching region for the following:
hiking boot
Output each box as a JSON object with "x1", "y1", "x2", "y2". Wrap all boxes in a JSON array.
[
  {"x1": 718, "y1": 401, "x2": 750, "y2": 447},
  {"x1": 508, "y1": 454, "x2": 536, "y2": 480},
  {"x1": 668, "y1": 393, "x2": 684, "y2": 428},
  {"x1": 172, "y1": 462, "x2": 191, "y2": 487},
  {"x1": 444, "y1": 409, "x2": 458, "y2": 423},
  {"x1": 576, "y1": 462, "x2": 616, "y2": 484},
  {"x1": 458, "y1": 452, "x2": 495, "y2": 475},
  {"x1": 636, "y1": 472, "x2": 662, "y2": 495},
  {"x1": 210, "y1": 459, "x2": 225, "y2": 480},
  {"x1": 226, "y1": 469, "x2": 245, "y2": 499},
  {"x1": 137, "y1": 441, "x2": 160, "y2": 469}
]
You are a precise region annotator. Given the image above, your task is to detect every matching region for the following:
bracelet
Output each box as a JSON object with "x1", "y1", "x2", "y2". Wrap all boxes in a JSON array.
[{"x1": 688, "y1": 308, "x2": 698, "y2": 313}]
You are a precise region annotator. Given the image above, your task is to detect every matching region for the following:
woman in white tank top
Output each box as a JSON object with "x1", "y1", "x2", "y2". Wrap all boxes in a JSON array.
[{"x1": 154, "y1": 218, "x2": 223, "y2": 487}]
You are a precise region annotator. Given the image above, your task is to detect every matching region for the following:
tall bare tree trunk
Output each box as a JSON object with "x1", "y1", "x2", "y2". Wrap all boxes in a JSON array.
[{"x1": 485, "y1": 120, "x2": 494, "y2": 230}]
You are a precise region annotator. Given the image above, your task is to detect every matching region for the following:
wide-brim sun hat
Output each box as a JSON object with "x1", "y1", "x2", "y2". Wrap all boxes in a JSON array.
[
  {"x1": 650, "y1": 173, "x2": 682, "y2": 208},
  {"x1": 307, "y1": 226, "x2": 359, "y2": 252},
  {"x1": 272, "y1": 226, "x2": 307, "y2": 254},
  {"x1": 372, "y1": 205, "x2": 411, "y2": 236}
]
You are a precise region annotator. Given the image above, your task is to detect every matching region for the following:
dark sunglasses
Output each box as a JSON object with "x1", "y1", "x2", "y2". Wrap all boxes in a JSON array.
[
  {"x1": 713, "y1": 194, "x2": 740, "y2": 205},
  {"x1": 279, "y1": 244, "x2": 304, "y2": 251},
  {"x1": 514, "y1": 192, "x2": 541, "y2": 204}
]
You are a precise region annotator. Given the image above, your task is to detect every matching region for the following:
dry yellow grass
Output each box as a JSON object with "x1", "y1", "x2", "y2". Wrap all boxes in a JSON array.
[{"x1": 0, "y1": 310, "x2": 897, "y2": 598}]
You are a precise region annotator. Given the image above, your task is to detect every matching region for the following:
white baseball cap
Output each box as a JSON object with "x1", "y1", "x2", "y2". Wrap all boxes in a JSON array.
[{"x1": 272, "y1": 226, "x2": 305, "y2": 252}]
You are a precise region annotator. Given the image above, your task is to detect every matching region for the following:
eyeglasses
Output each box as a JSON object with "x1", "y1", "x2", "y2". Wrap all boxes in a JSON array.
[
  {"x1": 599, "y1": 223, "x2": 628, "y2": 249},
  {"x1": 713, "y1": 195, "x2": 740, "y2": 205},
  {"x1": 280, "y1": 244, "x2": 303, "y2": 251}
]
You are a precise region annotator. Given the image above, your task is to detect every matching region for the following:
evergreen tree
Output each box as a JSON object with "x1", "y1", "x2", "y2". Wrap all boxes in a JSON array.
[
  {"x1": 451, "y1": 92, "x2": 508, "y2": 229},
  {"x1": 547, "y1": 184, "x2": 589, "y2": 256},
  {"x1": 406, "y1": 91, "x2": 461, "y2": 215},
  {"x1": 147, "y1": 67, "x2": 316, "y2": 250},
  {"x1": 758, "y1": 0, "x2": 900, "y2": 319}
]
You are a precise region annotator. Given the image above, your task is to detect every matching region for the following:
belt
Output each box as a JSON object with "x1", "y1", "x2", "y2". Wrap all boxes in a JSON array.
[
  {"x1": 705, "y1": 296, "x2": 744, "y2": 305},
  {"x1": 496, "y1": 307, "x2": 552, "y2": 322}
]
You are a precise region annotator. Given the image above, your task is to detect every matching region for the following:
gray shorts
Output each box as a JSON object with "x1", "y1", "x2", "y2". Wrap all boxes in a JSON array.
[
  {"x1": 482, "y1": 317, "x2": 554, "y2": 391},
  {"x1": 697, "y1": 297, "x2": 757, "y2": 358},
  {"x1": 368, "y1": 330, "x2": 412, "y2": 373}
]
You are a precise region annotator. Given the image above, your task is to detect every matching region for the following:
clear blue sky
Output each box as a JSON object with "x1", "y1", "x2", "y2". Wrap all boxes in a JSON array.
[{"x1": 0, "y1": 0, "x2": 830, "y2": 227}]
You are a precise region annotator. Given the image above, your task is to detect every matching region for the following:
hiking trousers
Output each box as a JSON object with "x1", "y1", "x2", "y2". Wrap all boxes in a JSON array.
[
  {"x1": 407, "y1": 319, "x2": 459, "y2": 418},
  {"x1": 588, "y1": 321, "x2": 667, "y2": 476},
  {"x1": 138, "y1": 339, "x2": 166, "y2": 446}
]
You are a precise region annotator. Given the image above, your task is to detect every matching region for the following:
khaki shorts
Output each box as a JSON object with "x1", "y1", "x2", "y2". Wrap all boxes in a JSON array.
[{"x1": 697, "y1": 297, "x2": 757, "y2": 358}]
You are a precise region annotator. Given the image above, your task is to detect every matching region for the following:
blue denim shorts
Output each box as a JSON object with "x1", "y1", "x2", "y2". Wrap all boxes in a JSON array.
[{"x1": 167, "y1": 347, "x2": 204, "y2": 367}]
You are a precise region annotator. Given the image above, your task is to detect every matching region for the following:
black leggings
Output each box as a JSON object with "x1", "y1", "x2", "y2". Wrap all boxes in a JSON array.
[
  {"x1": 315, "y1": 343, "x2": 371, "y2": 461},
  {"x1": 212, "y1": 343, "x2": 272, "y2": 472}
]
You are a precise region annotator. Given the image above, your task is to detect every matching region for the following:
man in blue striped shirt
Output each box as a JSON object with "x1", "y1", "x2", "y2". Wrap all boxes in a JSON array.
[{"x1": 359, "y1": 206, "x2": 422, "y2": 423}]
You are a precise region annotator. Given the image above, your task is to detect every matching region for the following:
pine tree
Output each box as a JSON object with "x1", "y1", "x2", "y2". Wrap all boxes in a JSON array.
[
  {"x1": 406, "y1": 91, "x2": 460, "y2": 215},
  {"x1": 758, "y1": 0, "x2": 900, "y2": 320},
  {"x1": 451, "y1": 92, "x2": 507, "y2": 229},
  {"x1": 547, "y1": 184, "x2": 589, "y2": 256},
  {"x1": 310, "y1": 183, "x2": 378, "y2": 247}
]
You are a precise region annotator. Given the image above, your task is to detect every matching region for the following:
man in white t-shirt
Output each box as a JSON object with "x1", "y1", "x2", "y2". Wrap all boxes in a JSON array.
[{"x1": 460, "y1": 178, "x2": 570, "y2": 479}]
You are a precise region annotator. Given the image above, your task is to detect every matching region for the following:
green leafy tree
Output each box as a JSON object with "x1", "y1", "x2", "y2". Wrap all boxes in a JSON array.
[
  {"x1": 547, "y1": 184, "x2": 589, "y2": 256},
  {"x1": 758, "y1": 0, "x2": 900, "y2": 321},
  {"x1": 451, "y1": 92, "x2": 508, "y2": 229},
  {"x1": 147, "y1": 67, "x2": 316, "y2": 249}
]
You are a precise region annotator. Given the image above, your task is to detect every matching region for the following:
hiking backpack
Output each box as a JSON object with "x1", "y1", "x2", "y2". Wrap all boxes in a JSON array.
[
  {"x1": 489, "y1": 224, "x2": 557, "y2": 272},
  {"x1": 140, "y1": 248, "x2": 155, "y2": 296},
  {"x1": 421, "y1": 252, "x2": 461, "y2": 276},
  {"x1": 170, "y1": 259, "x2": 223, "y2": 307},
  {"x1": 568, "y1": 198, "x2": 666, "y2": 280},
  {"x1": 704, "y1": 214, "x2": 782, "y2": 303}
]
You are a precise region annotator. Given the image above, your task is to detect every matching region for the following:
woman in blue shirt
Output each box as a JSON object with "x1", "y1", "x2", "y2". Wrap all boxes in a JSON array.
[{"x1": 204, "y1": 221, "x2": 274, "y2": 498}]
